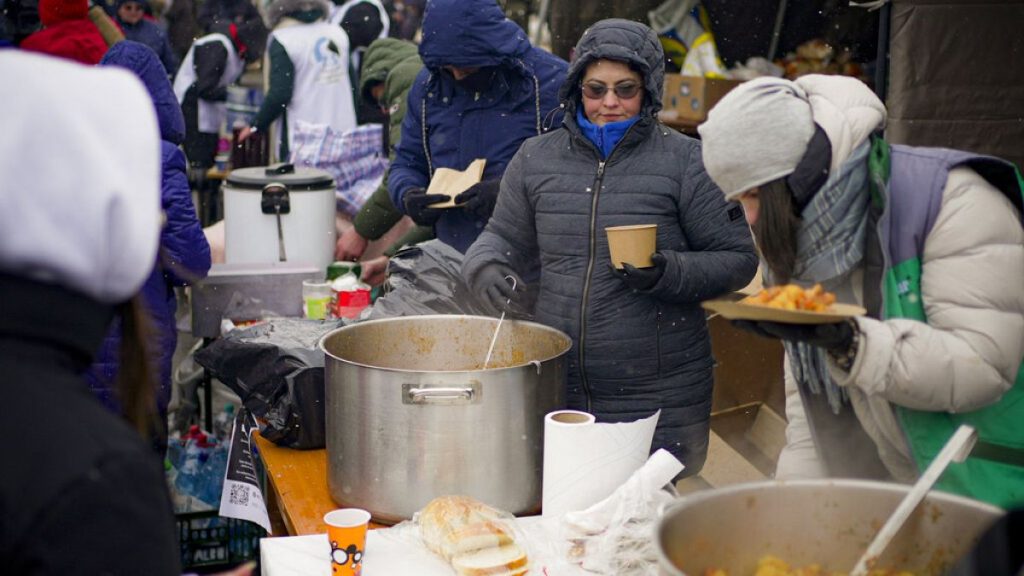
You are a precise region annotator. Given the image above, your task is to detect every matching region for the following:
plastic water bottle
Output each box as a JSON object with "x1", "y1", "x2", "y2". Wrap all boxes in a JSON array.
[
  {"x1": 175, "y1": 432, "x2": 211, "y2": 498},
  {"x1": 198, "y1": 439, "x2": 229, "y2": 506}
]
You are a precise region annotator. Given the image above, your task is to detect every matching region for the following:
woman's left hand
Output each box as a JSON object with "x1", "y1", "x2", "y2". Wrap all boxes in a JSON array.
[{"x1": 610, "y1": 253, "x2": 666, "y2": 291}]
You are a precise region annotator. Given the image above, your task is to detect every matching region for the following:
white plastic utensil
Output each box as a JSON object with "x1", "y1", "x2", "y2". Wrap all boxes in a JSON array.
[
  {"x1": 849, "y1": 424, "x2": 978, "y2": 576},
  {"x1": 482, "y1": 276, "x2": 516, "y2": 370}
]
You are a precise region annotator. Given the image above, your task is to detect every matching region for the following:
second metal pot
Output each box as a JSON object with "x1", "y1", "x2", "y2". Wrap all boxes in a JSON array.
[
  {"x1": 656, "y1": 479, "x2": 1003, "y2": 576},
  {"x1": 320, "y1": 314, "x2": 571, "y2": 523}
]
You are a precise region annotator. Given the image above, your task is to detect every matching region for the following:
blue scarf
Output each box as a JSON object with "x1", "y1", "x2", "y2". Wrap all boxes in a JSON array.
[{"x1": 575, "y1": 109, "x2": 639, "y2": 159}]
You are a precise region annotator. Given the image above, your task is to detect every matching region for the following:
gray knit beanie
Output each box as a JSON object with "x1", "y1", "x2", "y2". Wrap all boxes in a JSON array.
[{"x1": 698, "y1": 76, "x2": 815, "y2": 201}]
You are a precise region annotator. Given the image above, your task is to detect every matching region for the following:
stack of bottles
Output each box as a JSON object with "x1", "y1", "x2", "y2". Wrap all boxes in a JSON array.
[{"x1": 166, "y1": 404, "x2": 236, "y2": 513}]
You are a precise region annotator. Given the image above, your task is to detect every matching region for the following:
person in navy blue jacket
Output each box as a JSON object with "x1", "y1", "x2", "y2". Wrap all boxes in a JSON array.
[
  {"x1": 92, "y1": 41, "x2": 212, "y2": 450},
  {"x1": 387, "y1": 0, "x2": 568, "y2": 254},
  {"x1": 114, "y1": 0, "x2": 178, "y2": 74}
]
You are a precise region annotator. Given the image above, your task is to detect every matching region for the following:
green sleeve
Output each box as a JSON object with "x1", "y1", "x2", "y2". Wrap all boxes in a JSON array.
[
  {"x1": 251, "y1": 39, "x2": 294, "y2": 132},
  {"x1": 352, "y1": 173, "x2": 404, "y2": 240}
]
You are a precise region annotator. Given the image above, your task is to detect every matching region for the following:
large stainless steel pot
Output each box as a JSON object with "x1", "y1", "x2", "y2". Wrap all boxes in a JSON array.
[
  {"x1": 656, "y1": 480, "x2": 1003, "y2": 575},
  {"x1": 320, "y1": 314, "x2": 571, "y2": 524}
]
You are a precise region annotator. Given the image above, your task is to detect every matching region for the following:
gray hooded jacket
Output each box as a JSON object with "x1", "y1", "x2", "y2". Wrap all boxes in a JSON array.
[{"x1": 462, "y1": 19, "x2": 757, "y2": 474}]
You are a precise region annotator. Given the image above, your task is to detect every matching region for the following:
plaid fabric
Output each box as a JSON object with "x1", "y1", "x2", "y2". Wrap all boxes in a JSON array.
[{"x1": 289, "y1": 120, "x2": 388, "y2": 218}]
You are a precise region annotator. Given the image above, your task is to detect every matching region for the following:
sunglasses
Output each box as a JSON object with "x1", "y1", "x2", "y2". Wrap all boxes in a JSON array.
[{"x1": 581, "y1": 81, "x2": 642, "y2": 100}]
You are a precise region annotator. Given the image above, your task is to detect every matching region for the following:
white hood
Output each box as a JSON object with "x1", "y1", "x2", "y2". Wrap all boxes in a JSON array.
[
  {"x1": 794, "y1": 74, "x2": 887, "y2": 170},
  {"x1": 0, "y1": 52, "x2": 162, "y2": 304}
]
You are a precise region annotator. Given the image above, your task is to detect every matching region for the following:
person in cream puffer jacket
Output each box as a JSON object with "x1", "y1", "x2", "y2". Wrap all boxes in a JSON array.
[{"x1": 699, "y1": 74, "x2": 1024, "y2": 507}]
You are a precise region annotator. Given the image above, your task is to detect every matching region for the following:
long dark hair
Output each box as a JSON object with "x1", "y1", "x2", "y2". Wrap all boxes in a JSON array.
[
  {"x1": 115, "y1": 295, "x2": 159, "y2": 440},
  {"x1": 752, "y1": 178, "x2": 802, "y2": 284}
]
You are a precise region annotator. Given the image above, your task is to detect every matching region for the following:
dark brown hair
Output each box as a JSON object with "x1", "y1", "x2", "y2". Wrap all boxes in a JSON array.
[
  {"x1": 115, "y1": 295, "x2": 159, "y2": 439},
  {"x1": 752, "y1": 178, "x2": 802, "y2": 284}
]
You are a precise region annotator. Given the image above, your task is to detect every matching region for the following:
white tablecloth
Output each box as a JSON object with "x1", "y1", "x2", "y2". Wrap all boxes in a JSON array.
[{"x1": 260, "y1": 516, "x2": 589, "y2": 576}]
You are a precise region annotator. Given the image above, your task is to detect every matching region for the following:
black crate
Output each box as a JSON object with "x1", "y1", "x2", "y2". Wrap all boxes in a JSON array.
[{"x1": 177, "y1": 510, "x2": 263, "y2": 572}]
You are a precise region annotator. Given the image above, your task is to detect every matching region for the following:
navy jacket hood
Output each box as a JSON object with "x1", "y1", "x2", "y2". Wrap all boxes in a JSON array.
[
  {"x1": 419, "y1": 0, "x2": 530, "y2": 70},
  {"x1": 100, "y1": 41, "x2": 185, "y2": 145}
]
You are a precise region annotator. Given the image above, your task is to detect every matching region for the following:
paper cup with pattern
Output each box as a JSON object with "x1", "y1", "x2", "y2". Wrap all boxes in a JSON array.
[{"x1": 324, "y1": 508, "x2": 371, "y2": 575}]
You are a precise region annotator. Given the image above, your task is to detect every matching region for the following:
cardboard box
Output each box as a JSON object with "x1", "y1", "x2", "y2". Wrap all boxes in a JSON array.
[{"x1": 661, "y1": 75, "x2": 744, "y2": 123}]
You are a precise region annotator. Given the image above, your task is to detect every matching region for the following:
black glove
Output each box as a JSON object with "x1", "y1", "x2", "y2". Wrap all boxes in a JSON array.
[
  {"x1": 609, "y1": 253, "x2": 666, "y2": 291},
  {"x1": 454, "y1": 179, "x2": 501, "y2": 220},
  {"x1": 471, "y1": 262, "x2": 524, "y2": 317},
  {"x1": 402, "y1": 187, "x2": 449, "y2": 226},
  {"x1": 731, "y1": 319, "x2": 855, "y2": 353}
]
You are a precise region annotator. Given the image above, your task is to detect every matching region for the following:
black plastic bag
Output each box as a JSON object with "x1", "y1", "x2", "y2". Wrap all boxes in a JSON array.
[
  {"x1": 368, "y1": 239, "x2": 536, "y2": 319},
  {"x1": 195, "y1": 317, "x2": 346, "y2": 449}
]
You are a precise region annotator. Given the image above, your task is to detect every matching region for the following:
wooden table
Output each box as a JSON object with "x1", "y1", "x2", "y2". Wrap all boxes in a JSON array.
[{"x1": 253, "y1": 432, "x2": 384, "y2": 536}]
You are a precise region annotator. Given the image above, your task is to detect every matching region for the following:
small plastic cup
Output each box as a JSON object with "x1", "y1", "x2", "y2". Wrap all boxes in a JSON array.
[
  {"x1": 606, "y1": 224, "x2": 657, "y2": 269},
  {"x1": 302, "y1": 280, "x2": 333, "y2": 320},
  {"x1": 324, "y1": 508, "x2": 371, "y2": 576}
]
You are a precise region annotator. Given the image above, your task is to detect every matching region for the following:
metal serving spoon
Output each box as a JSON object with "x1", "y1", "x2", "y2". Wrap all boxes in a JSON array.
[{"x1": 482, "y1": 275, "x2": 517, "y2": 370}]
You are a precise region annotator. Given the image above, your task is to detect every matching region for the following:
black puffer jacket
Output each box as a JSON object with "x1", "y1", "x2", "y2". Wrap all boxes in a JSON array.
[{"x1": 462, "y1": 19, "x2": 757, "y2": 475}]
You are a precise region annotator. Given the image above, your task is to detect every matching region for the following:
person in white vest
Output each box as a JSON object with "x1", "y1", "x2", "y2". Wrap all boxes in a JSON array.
[
  {"x1": 173, "y1": 19, "x2": 268, "y2": 173},
  {"x1": 329, "y1": 0, "x2": 388, "y2": 69},
  {"x1": 237, "y1": 0, "x2": 356, "y2": 161},
  {"x1": 329, "y1": 0, "x2": 390, "y2": 124}
]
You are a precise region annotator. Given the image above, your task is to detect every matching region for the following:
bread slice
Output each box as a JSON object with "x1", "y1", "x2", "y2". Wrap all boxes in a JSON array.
[
  {"x1": 451, "y1": 543, "x2": 529, "y2": 576},
  {"x1": 419, "y1": 496, "x2": 506, "y2": 560},
  {"x1": 448, "y1": 520, "x2": 514, "y2": 557}
]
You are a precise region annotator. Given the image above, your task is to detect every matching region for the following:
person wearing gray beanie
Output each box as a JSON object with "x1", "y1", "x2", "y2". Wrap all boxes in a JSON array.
[
  {"x1": 697, "y1": 74, "x2": 1024, "y2": 506},
  {"x1": 699, "y1": 77, "x2": 816, "y2": 201}
]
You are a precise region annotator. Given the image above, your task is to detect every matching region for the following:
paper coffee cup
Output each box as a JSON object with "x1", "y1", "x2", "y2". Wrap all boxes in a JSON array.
[
  {"x1": 606, "y1": 224, "x2": 657, "y2": 269},
  {"x1": 324, "y1": 508, "x2": 371, "y2": 576}
]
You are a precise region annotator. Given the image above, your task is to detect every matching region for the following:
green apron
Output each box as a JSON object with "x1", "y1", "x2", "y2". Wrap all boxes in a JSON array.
[{"x1": 869, "y1": 137, "x2": 1024, "y2": 508}]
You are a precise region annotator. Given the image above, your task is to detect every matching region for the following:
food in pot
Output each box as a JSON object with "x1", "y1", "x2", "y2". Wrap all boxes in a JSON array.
[
  {"x1": 704, "y1": 554, "x2": 913, "y2": 576},
  {"x1": 743, "y1": 283, "x2": 836, "y2": 311},
  {"x1": 418, "y1": 495, "x2": 529, "y2": 576}
]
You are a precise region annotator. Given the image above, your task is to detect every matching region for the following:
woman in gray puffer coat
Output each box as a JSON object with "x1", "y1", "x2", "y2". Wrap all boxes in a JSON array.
[{"x1": 462, "y1": 19, "x2": 757, "y2": 476}]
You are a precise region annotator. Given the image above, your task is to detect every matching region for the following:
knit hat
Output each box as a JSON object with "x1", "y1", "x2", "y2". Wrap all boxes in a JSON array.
[
  {"x1": 698, "y1": 76, "x2": 815, "y2": 201},
  {"x1": 38, "y1": 0, "x2": 88, "y2": 25}
]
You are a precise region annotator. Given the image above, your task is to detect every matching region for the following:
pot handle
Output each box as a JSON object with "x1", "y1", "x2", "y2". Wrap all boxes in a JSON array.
[{"x1": 403, "y1": 383, "x2": 481, "y2": 405}]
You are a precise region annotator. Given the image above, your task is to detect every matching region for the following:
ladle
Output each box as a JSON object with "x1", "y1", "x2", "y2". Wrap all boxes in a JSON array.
[
  {"x1": 849, "y1": 424, "x2": 978, "y2": 576},
  {"x1": 482, "y1": 275, "x2": 516, "y2": 370}
]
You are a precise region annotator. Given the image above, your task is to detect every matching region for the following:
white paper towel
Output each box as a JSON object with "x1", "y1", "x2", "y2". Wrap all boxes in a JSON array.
[{"x1": 541, "y1": 409, "x2": 660, "y2": 518}]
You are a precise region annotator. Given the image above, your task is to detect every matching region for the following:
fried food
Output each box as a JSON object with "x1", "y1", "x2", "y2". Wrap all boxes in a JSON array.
[
  {"x1": 742, "y1": 284, "x2": 836, "y2": 312},
  {"x1": 704, "y1": 554, "x2": 914, "y2": 576}
]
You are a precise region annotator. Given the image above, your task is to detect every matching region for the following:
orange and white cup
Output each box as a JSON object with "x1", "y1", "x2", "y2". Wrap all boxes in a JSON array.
[{"x1": 324, "y1": 508, "x2": 371, "y2": 575}]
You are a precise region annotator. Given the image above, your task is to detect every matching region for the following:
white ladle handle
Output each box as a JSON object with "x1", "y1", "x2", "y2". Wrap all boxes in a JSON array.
[
  {"x1": 482, "y1": 275, "x2": 517, "y2": 370},
  {"x1": 849, "y1": 424, "x2": 978, "y2": 576}
]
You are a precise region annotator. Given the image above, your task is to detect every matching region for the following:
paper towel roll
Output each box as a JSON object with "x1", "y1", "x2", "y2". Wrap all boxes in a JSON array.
[{"x1": 542, "y1": 409, "x2": 660, "y2": 518}]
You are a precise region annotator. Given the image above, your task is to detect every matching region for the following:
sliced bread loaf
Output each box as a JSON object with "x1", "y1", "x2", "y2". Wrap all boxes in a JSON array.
[{"x1": 451, "y1": 543, "x2": 529, "y2": 576}]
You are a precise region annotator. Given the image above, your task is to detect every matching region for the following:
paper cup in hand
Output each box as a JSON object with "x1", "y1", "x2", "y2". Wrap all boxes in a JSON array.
[
  {"x1": 325, "y1": 508, "x2": 371, "y2": 575},
  {"x1": 606, "y1": 224, "x2": 657, "y2": 269}
]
